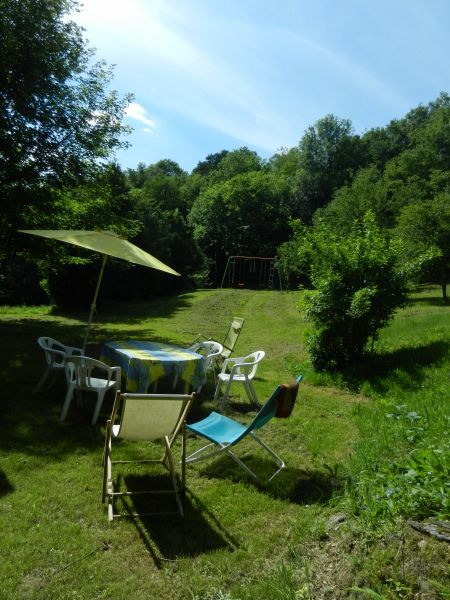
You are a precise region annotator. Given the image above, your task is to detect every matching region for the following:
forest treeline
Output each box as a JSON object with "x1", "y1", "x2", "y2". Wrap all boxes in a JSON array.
[{"x1": 1, "y1": 0, "x2": 449, "y2": 308}]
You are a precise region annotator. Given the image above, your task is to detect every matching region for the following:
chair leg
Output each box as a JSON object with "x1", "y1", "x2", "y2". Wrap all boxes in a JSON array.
[
  {"x1": 60, "y1": 386, "x2": 74, "y2": 421},
  {"x1": 102, "y1": 429, "x2": 114, "y2": 521},
  {"x1": 33, "y1": 367, "x2": 51, "y2": 394},
  {"x1": 181, "y1": 425, "x2": 187, "y2": 493},
  {"x1": 250, "y1": 432, "x2": 285, "y2": 481},
  {"x1": 213, "y1": 379, "x2": 222, "y2": 403},
  {"x1": 106, "y1": 450, "x2": 113, "y2": 522},
  {"x1": 102, "y1": 430, "x2": 111, "y2": 503},
  {"x1": 165, "y1": 436, "x2": 183, "y2": 516},
  {"x1": 245, "y1": 379, "x2": 261, "y2": 408},
  {"x1": 92, "y1": 389, "x2": 106, "y2": 425},
  {"x1": 219, "y1": 377, "x2": 234, "y2": 411},
  {"x1": 225, "y1": 448, "x2": 258, "y2": 479}
]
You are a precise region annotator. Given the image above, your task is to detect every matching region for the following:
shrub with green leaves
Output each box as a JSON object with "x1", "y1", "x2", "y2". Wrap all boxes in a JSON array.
[{"x1": 301, "y1": 211, "x2": 424, "y2": 370}]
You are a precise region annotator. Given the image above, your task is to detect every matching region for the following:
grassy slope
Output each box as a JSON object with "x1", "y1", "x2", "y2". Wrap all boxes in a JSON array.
[{"x1": 0, "y1": 287, "x2": 448, "y2": 599}]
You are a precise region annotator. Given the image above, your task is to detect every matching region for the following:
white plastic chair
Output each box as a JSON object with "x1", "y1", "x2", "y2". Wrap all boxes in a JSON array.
[
  {"x1": 189, "y1": 340, "x2": 224, "y2": 386},
  {"x1": 33, "y1": 337, "x2": 83, "y2": 394},
  {"x1": 213, "y1": 350, "x2": 265, "y2": 411},
  {"x1": 61, "y1": 356, "x2": 121, "y2": 425}
]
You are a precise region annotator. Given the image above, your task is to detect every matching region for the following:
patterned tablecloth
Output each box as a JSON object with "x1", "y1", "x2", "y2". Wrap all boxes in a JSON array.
[{"x1": 100, "y1": 340, "x2": 207, "y2": 393}]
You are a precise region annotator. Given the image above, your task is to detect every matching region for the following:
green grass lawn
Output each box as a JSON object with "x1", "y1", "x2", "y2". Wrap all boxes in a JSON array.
[{"x1": 1, "y1": 287, "x2": 449, "y2": 599}]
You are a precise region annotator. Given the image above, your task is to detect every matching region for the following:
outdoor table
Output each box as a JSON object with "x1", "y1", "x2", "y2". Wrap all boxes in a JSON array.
[{"x1": 100, "y1": 340, "x2": 207, "y2": 393}]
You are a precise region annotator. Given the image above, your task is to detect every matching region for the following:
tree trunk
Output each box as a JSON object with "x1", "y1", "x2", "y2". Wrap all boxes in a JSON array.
[{"x1": 442, "y1": 282, "x2": 447, "y2": 304}]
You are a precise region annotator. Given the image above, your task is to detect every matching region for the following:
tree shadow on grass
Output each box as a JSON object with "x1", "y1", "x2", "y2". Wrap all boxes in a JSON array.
[
  {"x1": 411, "y1": 296, "x2": 447, "y2": 307},
  {"x1": 1, "y1": 291, "x2": 195, "y2": 370},
  {"x1": 49, "y1": 292, "x2": 196, "y2": 325},
  {"x1": 337, "y1": 339, "x2": 450, "y2": 394},
  {"x1": 0, "y1": 471, "x2": 14, "y2": 497},
  {"x1": 116, "y1": 475, "x2": 238, "y2": 566},
  {"x1": 194, "y1": 457, "x2": 341, "y2": 506}
]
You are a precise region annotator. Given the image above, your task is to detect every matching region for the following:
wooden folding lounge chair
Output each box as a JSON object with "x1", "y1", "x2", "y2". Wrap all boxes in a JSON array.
[
  {"x1": 186, "y1": 376, "x2": 302, "y2": 481},
  {"x1": 102, "y1": 391, "x2": 195, "y2": 521},
  {"x1": 192, "y1": 317, "x2": 244, "y2": 365},
  {"x1": 220, "y1": 317, "x2": 245, "y2": 362}
]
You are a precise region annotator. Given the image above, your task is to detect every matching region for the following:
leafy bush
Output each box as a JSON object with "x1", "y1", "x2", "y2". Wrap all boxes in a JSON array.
[{"x1": 301, "y1": 211, "x2": 425, "y2": 370}]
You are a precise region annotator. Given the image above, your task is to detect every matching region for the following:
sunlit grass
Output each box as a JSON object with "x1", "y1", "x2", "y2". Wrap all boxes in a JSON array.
[{"x1": 0, "y1": 286, "x2": 449, "y2": 599}]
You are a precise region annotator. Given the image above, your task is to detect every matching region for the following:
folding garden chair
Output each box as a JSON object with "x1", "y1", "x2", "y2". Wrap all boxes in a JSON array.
[
  {"x1": 186, "y1": 375, "x2": 302, "y2": 481},
  {"x1": 102, "y1": 391, "x2": 195, "y2": 521},
  {"x1": 191, "y1": 317, "x2": 244, "y2": 365},
  {"x1": 220, "y1": 317, "x2": 245, "y2": 362}
]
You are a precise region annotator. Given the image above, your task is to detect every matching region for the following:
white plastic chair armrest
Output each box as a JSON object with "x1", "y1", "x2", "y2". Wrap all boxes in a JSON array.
[
  {"x1": 221, "y1": 356, "x2": 242, "y2": 373},
  {"x1": 110, "y1": 366, "x2": 121, "y2": 383},
  {"x1": 229, "y1": 360, "x2": 256, "y2": 376}
]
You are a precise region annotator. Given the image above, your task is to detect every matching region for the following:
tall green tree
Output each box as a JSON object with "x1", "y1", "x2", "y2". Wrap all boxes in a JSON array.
[
  {"x1": 189, "y1": 171, "x2": 290, "y2": 286},
  {"x1": 125, "y1": 159, "x2": 204, "y2": 291},
  {"x1": 207, "y1": 147, "x2": 263, "y2": 184},
  {"x1": 192, "y1": 150, "x2": 229, "y2": 176},
  {"x1": 318, "y1": 166, "x2": 392, "y2": 230},
  {"x1": 291, "y1": 115, "x2": 363, "y2": 222},
  {"x1": 395, "y1": 195, "x2": 450, "y2": 303},
  {"x1": 0, "y1": 0, "x2": 131, "y2": 257}
]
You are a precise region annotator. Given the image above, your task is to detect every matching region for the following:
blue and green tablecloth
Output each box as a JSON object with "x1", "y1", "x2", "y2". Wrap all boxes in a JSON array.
[{"x1": 100, "y1": 340, "x2": 207, "y2": 392}]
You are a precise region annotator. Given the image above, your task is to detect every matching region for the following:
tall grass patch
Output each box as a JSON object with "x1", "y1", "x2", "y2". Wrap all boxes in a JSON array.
[{"x1": 337, "y1": 286, "x2": 450, "y2": 524}]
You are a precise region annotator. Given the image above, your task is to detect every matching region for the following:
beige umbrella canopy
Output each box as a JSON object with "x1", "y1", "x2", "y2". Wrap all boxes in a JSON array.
[{"x1": 20, "y1": 229, "x2": 180, "y2": 350}]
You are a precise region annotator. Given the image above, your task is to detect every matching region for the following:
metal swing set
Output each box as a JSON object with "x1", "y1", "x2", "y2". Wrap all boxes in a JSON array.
[{"x1": 220, "y1": 255, "x2": 282, "y2": 290}]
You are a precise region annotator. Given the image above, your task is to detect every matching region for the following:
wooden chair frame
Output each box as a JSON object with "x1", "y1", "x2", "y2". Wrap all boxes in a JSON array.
[{"x1": 102, "y1": 391, "x2": 195, "y2": 521}]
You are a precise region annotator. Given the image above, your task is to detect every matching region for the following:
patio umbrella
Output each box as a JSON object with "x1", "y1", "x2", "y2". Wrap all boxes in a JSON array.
[{"x1": 19, "y1": 229, "x2": 180, "y2": 350}]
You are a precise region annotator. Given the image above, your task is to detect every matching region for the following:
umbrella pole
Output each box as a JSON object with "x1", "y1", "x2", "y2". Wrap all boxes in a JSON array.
[{"x1": 83, "y1": 254, "x2": 108, "y2": 352}]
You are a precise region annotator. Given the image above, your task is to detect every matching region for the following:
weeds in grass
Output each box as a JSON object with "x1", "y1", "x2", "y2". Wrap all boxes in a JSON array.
[
  {"x1": 345, "y1": 397, "x2": 450, "y2": 524},
  {"x1": 348, "y1": 587, "x2": 389, "y2": 599},
  {"x1": 193, "y1": 591, "x2": 241, "y2": 600}
]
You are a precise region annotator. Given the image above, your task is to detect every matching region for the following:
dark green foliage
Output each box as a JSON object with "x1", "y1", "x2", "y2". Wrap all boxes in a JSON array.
[
  {"x1": 189, "y1": 171, "x2": 291, "y2": 286},
  {"x1": 395, "y1": 194, "x2": 450, "y2": 302},
  {"x1": 290, "y1": 114, "x2": 364, "y2": 222},
  {"x1": 319, "y1": 166, "x2": 393, "y2": 230},
  {"x1": 192, "y1": 150, "x2": 229, "y2": 176},
  {"x1": 206, "y1": 147, "x2": 263, "y2": 184},
  {"x1": 0, "y1": 0, "x2": 131, "y2": 257},
  {"x1": 276, "y1": 219, "x2": 311, "y2": 289},
  {"x1": 301, "y1": 212, "x2": 418, "y2": 370},
  {"x1": 127, "y1": 161, "x2": 205, "y2": 292}
]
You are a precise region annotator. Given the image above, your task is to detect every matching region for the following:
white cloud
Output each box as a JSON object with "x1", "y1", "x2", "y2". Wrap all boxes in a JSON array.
[{"x1": 125, "y1": 102, "x2": 156, "y2": 129}]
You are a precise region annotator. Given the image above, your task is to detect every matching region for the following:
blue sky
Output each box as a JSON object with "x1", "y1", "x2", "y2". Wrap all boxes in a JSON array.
[{"x1": 75, "y1": 0, "x2": 450, "y2": 173}]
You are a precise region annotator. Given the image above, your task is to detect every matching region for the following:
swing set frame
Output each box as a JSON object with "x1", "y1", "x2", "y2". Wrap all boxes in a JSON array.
[{"x1": 220, "y1": 255, "x2": 282, "y2": 290}]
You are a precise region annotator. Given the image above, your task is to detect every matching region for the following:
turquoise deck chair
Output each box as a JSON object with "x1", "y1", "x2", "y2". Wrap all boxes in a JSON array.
[{"x1": 185, "y1": 375, "x2": 302, "y2": 481}]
